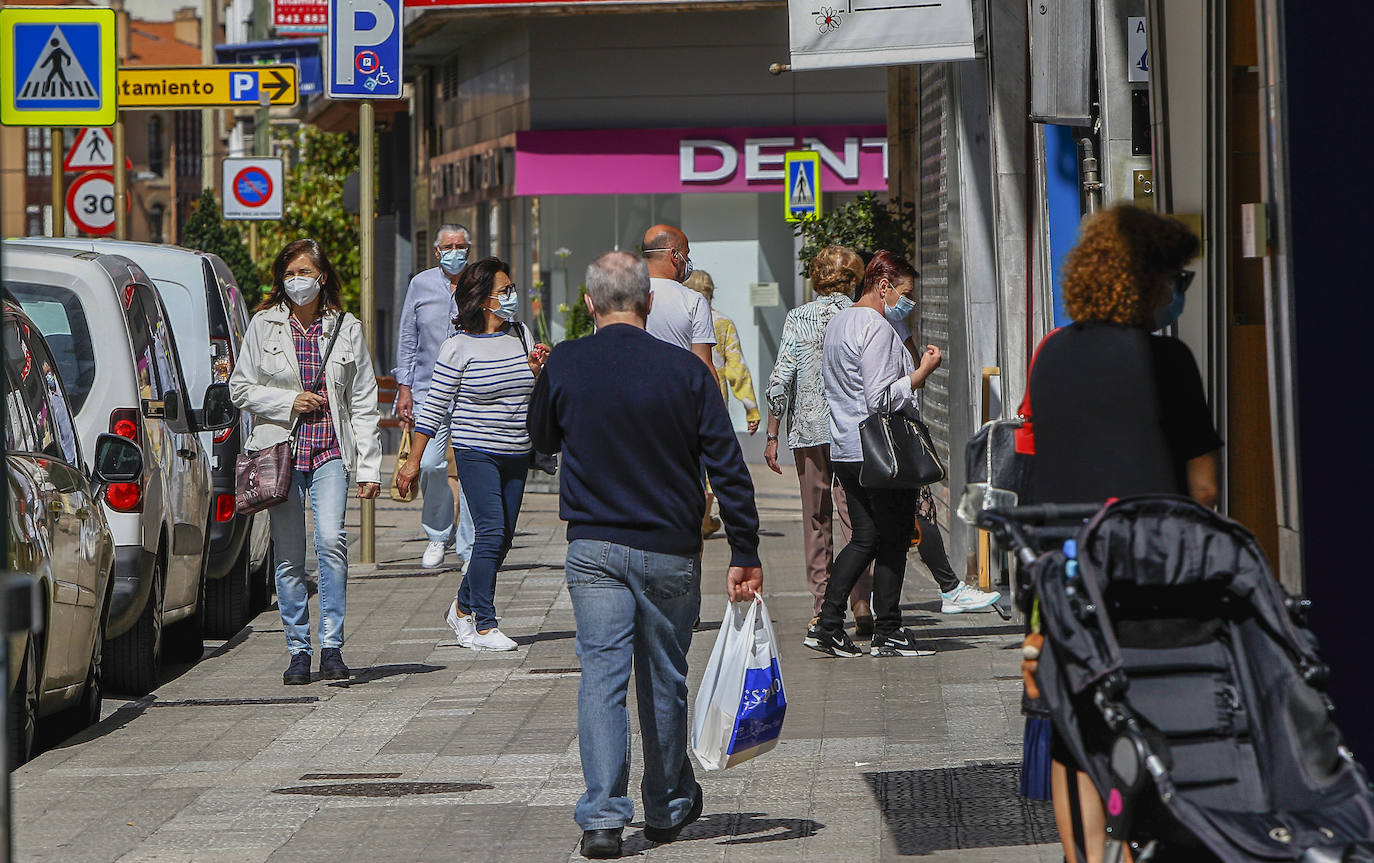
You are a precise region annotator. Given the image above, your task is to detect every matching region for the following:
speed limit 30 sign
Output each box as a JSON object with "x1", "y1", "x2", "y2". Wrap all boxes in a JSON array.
[{"x1": 65, "y1": 169, "x2": 126, "y2": 235}]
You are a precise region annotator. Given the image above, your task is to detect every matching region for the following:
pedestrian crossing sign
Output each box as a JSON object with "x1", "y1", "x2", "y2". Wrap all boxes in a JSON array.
[
  {"x1": 784, "y1": 150, "x2": 822, "y2": 223},
  {"x1": 0, "y1": 7, "x2": 117, "y2": 127}
]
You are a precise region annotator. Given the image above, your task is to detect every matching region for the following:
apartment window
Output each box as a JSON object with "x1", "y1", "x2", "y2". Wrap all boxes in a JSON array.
[
  {"x1": 148, "y1": 203, "x2": 166, "y2": 244},
  {"x1": 147, "y1": 115, "x2": 164, "y2": 176},
  {"x1": 25, "y1": 129, "x2": 50, "y2": 177}
]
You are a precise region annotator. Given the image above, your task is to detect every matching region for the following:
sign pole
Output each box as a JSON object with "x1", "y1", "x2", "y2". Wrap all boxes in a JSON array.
[
  {"x1": 113, "y1": 116, "x2": 127, "y2": 239},
  {"x1": 359, "y1": 100, "x2": 376, "y2": 564},
  {"x1": 200, "y1": 0, "x2": 215, "y2": 192},
  {"x1": 249, "y1": 222, "x2": 259, "y2": 263},
  {"x1": 50, "y1": 130, "x2": 64, "y2": 237}
]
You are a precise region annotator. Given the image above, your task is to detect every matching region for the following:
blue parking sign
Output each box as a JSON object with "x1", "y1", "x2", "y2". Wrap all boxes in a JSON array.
[{"x1": 327, "y1": 0, "x2": 402, "y2": 100}]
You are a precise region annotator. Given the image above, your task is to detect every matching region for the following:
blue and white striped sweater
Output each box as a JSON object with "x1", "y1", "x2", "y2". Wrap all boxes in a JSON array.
[{"x1": 413, "y1": 331, "x2": 534, "y2": 455}]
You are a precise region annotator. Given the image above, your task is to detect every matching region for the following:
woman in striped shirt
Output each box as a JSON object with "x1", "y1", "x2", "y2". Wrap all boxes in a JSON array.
[{"x1": 396, "y1": 257, "x2": 549, "y2": 651}]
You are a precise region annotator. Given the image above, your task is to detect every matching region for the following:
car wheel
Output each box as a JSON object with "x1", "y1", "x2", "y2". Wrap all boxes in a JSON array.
[
  {"x1": 205, "y1": 543, "x2": 250, "y2": 639},
  {"x1": 164, "y1": 568, "x2": 206, "y2": 664},
  {"x1": 105, "y1": 558, "x2": 163, "y2": 696},
  {"x1": 8, "y1": 635, "x2": 41, "y2": 767},
  {"x1": 250, "y1": 540, "x2": 275, "y2": 614}
]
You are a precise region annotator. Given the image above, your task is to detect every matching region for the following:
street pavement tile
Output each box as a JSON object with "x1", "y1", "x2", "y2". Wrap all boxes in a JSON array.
[{"x1": 11, "y1": 464, "x2": 1057, "y2": 861}]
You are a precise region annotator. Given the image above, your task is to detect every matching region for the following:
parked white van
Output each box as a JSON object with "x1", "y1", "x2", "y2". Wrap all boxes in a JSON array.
[
  {"x1": 19, "y1": 239, "x2": 272, "y2": 636},
  {"x1": 2, "y1": 244, "x2": 235, "y2": 694}
]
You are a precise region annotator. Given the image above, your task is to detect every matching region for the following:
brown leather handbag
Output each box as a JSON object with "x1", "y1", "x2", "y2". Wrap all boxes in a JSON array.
[{"x1": 235, "y1": 317, "x2": 343, "y2": 514}]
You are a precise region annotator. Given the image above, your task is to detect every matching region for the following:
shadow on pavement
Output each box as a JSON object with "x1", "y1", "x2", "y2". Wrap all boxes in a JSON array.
[
  {"x1": 41, "y1": 694, "x2": 156, "y2": 754},
  {"x1": 328, "y1": 663, "x2": 444, "y2": 687},
  {"x1": 512, "y1": 629, "x2": 577, "y2": 646},
  {"x1": 615, "y1": 812, "x2": 824, "y2": 854}
]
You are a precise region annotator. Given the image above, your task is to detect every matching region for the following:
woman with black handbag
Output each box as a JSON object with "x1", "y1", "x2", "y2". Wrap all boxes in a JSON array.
[
  {"x1": 805, "y1": 252, "x2": 942, "y2": 659},
  {"x1": 230, "y1": 239, "x2": 383, "y2": 685}
]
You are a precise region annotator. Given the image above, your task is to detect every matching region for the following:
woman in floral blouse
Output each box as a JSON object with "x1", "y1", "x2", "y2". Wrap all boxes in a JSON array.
[{"x1": 763, "y1": 245, "x2": 875, "y2": 634}]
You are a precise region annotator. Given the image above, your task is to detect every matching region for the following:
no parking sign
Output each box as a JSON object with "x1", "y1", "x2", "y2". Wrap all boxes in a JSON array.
[{"x1": 221, "y1": 157, "x2": 283, "y2": 220}]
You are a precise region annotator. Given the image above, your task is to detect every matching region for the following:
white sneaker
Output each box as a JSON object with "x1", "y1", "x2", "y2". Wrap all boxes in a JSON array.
[
  {"x1": 941, "y1": 583, "x2": 1002, "y2": 614},
  {"x1": 422, "y1": 540, "x2": 447, "y2": 568},
  {"x1": 445, "y1": 600, "x2": 476, "y2": 647},
  {"x1": 469, "y1": 627, "x2": 517, "y2": 652}
]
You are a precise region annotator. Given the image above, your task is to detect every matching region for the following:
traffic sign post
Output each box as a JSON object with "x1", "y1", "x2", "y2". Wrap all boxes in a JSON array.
[
  {"x1": 221, "y1": 158, "x2": 284, "y2": 221},
  {"x1": 66, "y1": 171, "x2": 120, "y2": 236},
  {"x1": 0, "y1": 6, "x2": 116, "y2": 127},
  {"x1": 784, "y1": 150, "x2": 822, "y2": 223},
  {"x1": 328, "y1": 0, "x2": 403, "y2": 100},
  {"x1": 116, "y1": 65, "x2": 298, "y2": 109},
  {"x1": 330, "y1": 0, "x2": 404, "y2": 564},
  {"x1": 50, "y1": 130, "x2": 64, "y2": 236}
]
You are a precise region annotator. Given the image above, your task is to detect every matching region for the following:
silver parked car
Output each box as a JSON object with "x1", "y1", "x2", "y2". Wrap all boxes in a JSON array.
[
  {"x1": 4, "y1": 298, "x2": 145, "y2": 765},
  {"x1": 2, "y1": 243, "x2": 235, "y2": 695}
]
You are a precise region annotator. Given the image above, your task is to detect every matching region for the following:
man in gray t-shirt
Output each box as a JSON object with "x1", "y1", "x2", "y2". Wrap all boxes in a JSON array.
[{"x1": 641, "y1": 224, "x2": 717, "y2": 379}]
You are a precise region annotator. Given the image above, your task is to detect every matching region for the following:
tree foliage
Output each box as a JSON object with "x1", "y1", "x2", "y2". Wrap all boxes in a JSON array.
[
  {"x1": 254, "y1": 125, "x2": 362, "y2": 311},
  {"x1": 558, "y1": 285, "x2": 594, "y2": 341},
  {"x1": 180, "y1": 189, "x2": 257, "y2": 298},
  {"x1": 793, "y1": 192, "x2": 917, "y2": 277}
]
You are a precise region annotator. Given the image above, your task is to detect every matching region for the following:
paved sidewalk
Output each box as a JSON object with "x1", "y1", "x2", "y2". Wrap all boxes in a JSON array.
[{"x1": 13, "y1": 462, "x2": 1059, "y2": 862}]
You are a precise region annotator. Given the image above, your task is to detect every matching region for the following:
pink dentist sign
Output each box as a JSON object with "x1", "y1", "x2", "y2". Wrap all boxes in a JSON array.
[{"x1": 513, "y1": 125, "x2": 888, "y2": 196}]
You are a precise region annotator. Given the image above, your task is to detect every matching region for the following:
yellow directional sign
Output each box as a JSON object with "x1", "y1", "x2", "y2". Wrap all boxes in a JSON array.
[
  {"x1": 0, "y1": 6, "x2": 117, "y2": 127},
  {"x1": 116, "y1": 65, "x2": 298, "y2": 109}
]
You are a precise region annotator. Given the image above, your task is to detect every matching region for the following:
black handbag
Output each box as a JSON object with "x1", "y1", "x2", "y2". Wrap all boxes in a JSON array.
[{"x1": 858, "y1": 391, "x2": 946, "y2": 489}]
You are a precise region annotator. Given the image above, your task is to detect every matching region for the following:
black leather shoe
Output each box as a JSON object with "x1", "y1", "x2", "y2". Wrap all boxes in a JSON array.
[
  {"x1": 579, "y1": 827, "x2": 623, "y2": 859},
  {"x1": 319, "y1": 648, "x2": 349, "y2": 680},
  {"x1": 283, "y1": 653, "x2": 311, "y2": 685},
  {"x1": 643, "y1": 785, "x2": 703, "y2": 844}
]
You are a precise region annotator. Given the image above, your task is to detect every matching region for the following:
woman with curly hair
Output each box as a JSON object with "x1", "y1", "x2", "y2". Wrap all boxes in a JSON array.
[{"x1": 1027, "y1": 204, "x2": 1222, "y2": 863}]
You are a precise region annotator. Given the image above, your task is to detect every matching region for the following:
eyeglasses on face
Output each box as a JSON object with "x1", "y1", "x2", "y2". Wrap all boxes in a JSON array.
[
  {"x1": 437, "y1": 242, "x2": 471, "y2": 252},
  {"x1": 491, "y1": 284, "x2": 517, "y2": 299}
]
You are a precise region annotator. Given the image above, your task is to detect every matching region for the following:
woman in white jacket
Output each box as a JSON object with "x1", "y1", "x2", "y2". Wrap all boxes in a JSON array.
[{"x1": 229, "y1": 238, "x2": 382, "y2": 685}]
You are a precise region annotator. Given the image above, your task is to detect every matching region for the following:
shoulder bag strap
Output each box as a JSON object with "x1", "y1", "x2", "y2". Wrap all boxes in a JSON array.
[
  {"x1": 289, "y1": 313, "x2": 346, "y2": 441},
  {"x1": 1014, "y1": 326, "x2": 1064, "y2": 455}
]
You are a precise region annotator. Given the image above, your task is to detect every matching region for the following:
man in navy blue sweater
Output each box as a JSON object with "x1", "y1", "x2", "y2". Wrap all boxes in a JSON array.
[{"x1": 528, "y1": 250, "x2": 763, "y2": 859}]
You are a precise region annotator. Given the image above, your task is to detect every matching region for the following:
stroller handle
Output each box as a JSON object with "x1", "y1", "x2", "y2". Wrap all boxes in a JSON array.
[{"x1": 976, "y1": 503, "x2": 1104, "y2": 563}]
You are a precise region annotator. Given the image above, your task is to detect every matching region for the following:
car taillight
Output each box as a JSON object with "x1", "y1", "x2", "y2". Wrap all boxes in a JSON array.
[
  {"x1": 110, "y1": 408, "x2": 139, "y2": 441},
  {"x1": 107, "y1": 408, "x2": 143, "y2": 511},
  {"x1": 211, "y1": 337, "x2": 233, "y2": 383},
  {"x1": 215, "y1": 493, "x2": 235, "y2": 522},
  {"x1": 106, "y1": 482, "x2": 142, "y2": 511}
]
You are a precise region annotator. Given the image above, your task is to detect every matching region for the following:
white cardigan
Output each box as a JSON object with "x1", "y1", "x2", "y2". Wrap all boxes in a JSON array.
[{"x1": 228, "y1": 303, "x2": 383, "y2": 484}]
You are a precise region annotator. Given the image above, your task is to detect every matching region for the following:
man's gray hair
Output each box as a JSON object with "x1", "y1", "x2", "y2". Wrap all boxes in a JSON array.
[
  {"x1": 434, "y1": 224, "x2": 471, "y2": 246},
  {"x1": 586, "y1": 251, "x2": 650, "y2": 314}
]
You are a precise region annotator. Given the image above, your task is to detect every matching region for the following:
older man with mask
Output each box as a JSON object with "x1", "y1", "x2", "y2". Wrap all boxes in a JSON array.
[
  {"x1": 641, "y1": 224, "x2": 717, "y2": 380},
  {"x1": 393, "y1": 224, "x2": 476, "y2": 570},
  {"x1": 528, "y1": 251, "x2": 762, "y2": 859}
]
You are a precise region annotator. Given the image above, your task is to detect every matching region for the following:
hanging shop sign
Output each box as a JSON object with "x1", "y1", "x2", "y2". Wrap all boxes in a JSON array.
[
  {"x1": 786, "y1": 0, "x2": 979, "y2": 71},
  {"x1": 273, "y1": 0, "x2": 329, "y2": 35},
  {"x1": 513, "y1": 125, "x2": 887, "y2": 197}
]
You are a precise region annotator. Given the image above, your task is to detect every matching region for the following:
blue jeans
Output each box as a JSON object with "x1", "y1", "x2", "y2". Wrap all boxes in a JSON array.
[
  {"x1": 451, "y1": 448, "x2": 527, "y2": 631},
  {"x1": 566, "y1": 539, "x2": 702, "y2": 831},
  {"x1": 268, "y1": 458, "x2": 349, "y2": 655},
  {"x1": 419, "y1": 421, "x2": 475, "y2": 559}
]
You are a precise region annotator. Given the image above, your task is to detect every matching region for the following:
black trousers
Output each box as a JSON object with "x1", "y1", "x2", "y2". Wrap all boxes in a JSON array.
[
  {"x1": 916, "y1": 513, "x2": 961, "y2": 595},
  {"x1": 819, "y1": 462, "x2": 919, "y2": 638}
]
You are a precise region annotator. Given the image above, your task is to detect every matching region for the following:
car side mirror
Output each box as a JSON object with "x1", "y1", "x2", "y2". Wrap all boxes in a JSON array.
[
  {"x1": 162, "y1": 389, "x2": 192, "y2": 434},
  {"x1": 193, "y1": 382, "x2": 237, "y2": 433},
  {"x1": 91, "y1": 432, "x2": 144, "y2": 486}
]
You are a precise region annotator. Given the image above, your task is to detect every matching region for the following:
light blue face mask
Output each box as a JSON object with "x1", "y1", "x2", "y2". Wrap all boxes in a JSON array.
[
  {"x1": 1152, "y1": 270, "x2": 1193, "y2": 330},
  {"x1": 439, "y1": 248, "x2": 468, "y2": 275},
  {"x1": 885, "y1": 292, "x2": 917, "y2": 325},
  {"x1": 491, "y1": 290, "x2": 519, "y2": 322}
]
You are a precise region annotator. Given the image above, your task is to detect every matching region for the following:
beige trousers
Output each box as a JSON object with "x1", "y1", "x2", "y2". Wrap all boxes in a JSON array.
[{"x1": 794, "y1": 444, "x2": 874, "y2": 615}]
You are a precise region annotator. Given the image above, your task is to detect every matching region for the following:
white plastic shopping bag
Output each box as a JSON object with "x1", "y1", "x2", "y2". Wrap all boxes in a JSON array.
[{"x1": 691, "y1": 594, "x2": 787, "y2": 771}]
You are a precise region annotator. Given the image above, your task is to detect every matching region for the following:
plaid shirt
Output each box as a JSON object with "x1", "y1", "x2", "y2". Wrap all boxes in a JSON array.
[{"x1": 290, "y1": 315, "x2": 342, "y2": 472}]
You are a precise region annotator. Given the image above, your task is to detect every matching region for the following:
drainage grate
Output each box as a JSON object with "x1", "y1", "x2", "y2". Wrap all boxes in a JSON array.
[
  {"x1": 152, "y1": 697, "x2": 319, "y2": 707},
  {"x1": 864, "y1": 762, "x2": 1056, "y2": 854},
  {"x1": 299, "y1": 772, "x2": 402, "y2": 781},
  {"x1": 527, "y1": 667, "x2": 580, "y2": 675},
  {"x1": 273, "y1": 782, "x2": 492, "y2": 797}
]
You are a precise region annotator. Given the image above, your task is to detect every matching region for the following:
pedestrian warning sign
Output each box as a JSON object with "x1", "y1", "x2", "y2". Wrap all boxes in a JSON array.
[
  {"x1": 784, "y1": 150, "x2": 822, "y2": 223},
  {"x1": 0, "y1": 7, "x2": 116, "y2": 127},
  {"x1": 64, "y1": 127, "x2": 115, "y2": 170}
]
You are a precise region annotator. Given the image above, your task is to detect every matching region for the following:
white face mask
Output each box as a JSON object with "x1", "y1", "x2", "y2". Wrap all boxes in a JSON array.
[{"x1": 284, "y1": 275, "x2": 321, "y2": 306}]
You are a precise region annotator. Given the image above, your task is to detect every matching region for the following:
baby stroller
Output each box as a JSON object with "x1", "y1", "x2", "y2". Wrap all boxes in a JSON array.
[{"x1": 977, "y1": 496, "x2": 1374, "y2": 863}]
